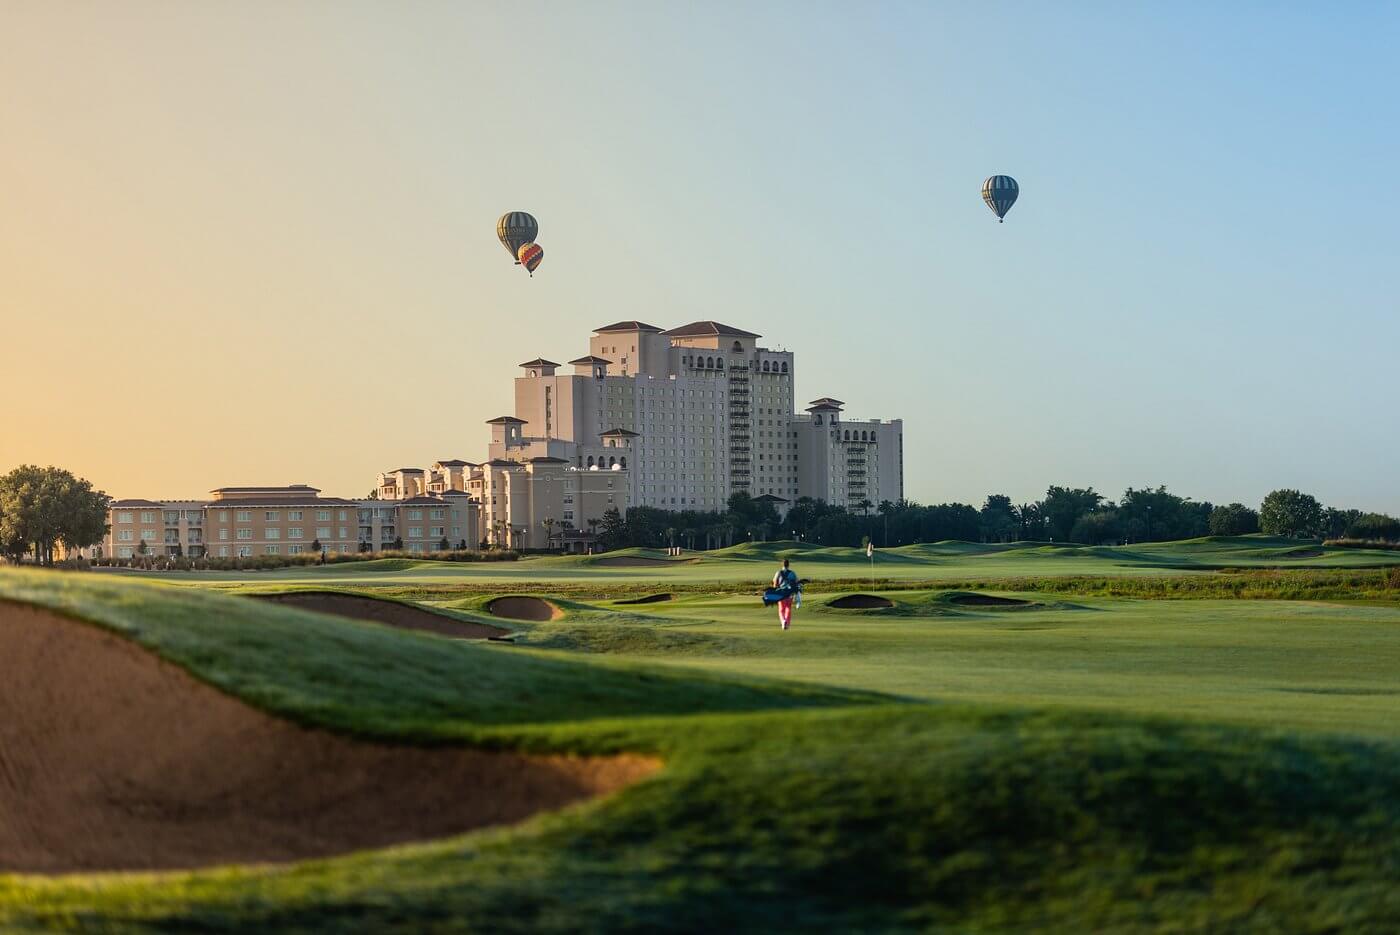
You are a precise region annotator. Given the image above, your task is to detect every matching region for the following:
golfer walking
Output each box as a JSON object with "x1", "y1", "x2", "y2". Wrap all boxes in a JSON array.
[{"x1": 773, "y1": 558, "x2": 799, "y2": 631}]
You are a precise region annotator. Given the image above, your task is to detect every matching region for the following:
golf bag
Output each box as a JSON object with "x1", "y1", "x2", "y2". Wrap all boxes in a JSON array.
[{"x1": 762, "y1": 578, "x2": 808, "y2": 606}]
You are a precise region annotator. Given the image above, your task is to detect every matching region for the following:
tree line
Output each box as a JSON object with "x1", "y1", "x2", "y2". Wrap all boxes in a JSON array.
[
  {"x1": 594, "y1": 487, "x2": 1400, "y2": 551},
  {"x1": 0, "y1": 466, "x2": 110, "y2": 565}
]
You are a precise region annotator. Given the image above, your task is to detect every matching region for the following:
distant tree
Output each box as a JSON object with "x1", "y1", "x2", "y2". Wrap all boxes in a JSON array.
[
  {"x1": 136, "y1": 539, "x2": 148, "y2": 556},
  {"x1": 0, "y1": 465, "x2": 110, "y2": 565},
  {"x1": 1324, "y1": 508, "x2": 1363, "y2": 539},
  {"x1": 1116, "y1": 486, "x2": 1210, "y2": 543},
  {"x1": 392, "y1": 536, "x2": 404, "y2": 550},
  {"x1": 366, "y1": 489, "x2": 379, "y2": 500},
  {"x1": 1259, "y1": 489, "x2": 1324, "y2": 537},
  {"x1": 438, "y1": 536, "x2": 451, "y2": 551},
  {"x1": 310, "y1": 538, "x2": 323, "y2": 553},
  {"x1": 1209, "y1": 503, "x2": 1260, "y2": 536},
  {"x1": 358, "y1": 540, "x2": 372, "y2": 553},
  {"x1": 598, "y1": 507, "x2": 628, "y2": 551},
  {"x1": 979, "y1": 494, "x2": 1018, "y2": 543},
  {"x1": 1345, "y1": 513, "x2": 1400, "y2": 542},
  {"x1": 1042, "y1": 486, "x2": 1105, "y2": 542},
  {"x1": 1070, "y1": 510, "x2": 1123, "y2": 545}
]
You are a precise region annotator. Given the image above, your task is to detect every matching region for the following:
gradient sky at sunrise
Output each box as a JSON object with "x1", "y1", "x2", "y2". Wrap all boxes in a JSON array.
[{"x1": 2, "y1": 2, "x2": 1397, "y2": 511}]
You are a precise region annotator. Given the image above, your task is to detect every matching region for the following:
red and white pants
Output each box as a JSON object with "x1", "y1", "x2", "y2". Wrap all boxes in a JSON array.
[{"x1": 777, "y1": 597, "x2": 794, "y2": 628}]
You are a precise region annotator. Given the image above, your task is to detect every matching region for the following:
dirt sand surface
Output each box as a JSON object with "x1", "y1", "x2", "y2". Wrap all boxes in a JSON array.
[
  {"x1": 0, "y1": 601, "x2": 656, "y2": 873},
  {"x1": 828, "y1": 594, "x2": 895, "y2": 609},
  {"x1": 616, "y1": 594, "x2": 674, "y2": 605},
  {"x1": 486, "y1": 596, "x2": 562, "y2": 621},
  {"x1": 949, "y1": 593, "x2": 1033, "y2": 607},
  {"x1": 253, "y1": 591, "x2": 506, "y2": 639}
]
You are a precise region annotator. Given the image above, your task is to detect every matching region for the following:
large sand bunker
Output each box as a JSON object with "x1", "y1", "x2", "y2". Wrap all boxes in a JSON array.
[
  {"x1": 949, "y1": 593, "x2": 1034, "y2": 607},
  {"x1": 828, "y1": 594, "x2": 895, "y2": 610},
  {"x1": 485, "y1": 596, "x2": 562, "y2": 621},
  {"x1": 616, "y1": 593, "x2": 674, "y2": 605},
  {"x1": 0, "y1": 601, "x2": 655, "y2": 873},
  {"x1": 594, "y1": 556, "x2": 683, "y2": 567},
  {"x1": 253, "y1": 591, "x2": 507, "y2": 639}
]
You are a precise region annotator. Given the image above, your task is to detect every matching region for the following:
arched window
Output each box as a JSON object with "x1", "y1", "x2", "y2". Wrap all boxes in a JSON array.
[
  {"x1": 862, "y1": 431, "x2": 869, "y2": 441},
  {"x1": 762, "y1": 360, "x2": 770, "y2": 372},
  {"x1": 608, "y1": 456, "x2": 616, "y2": 468},
  {"x1": 620, "y1": 456, "x2": 627, "y2": 470},
  {"x1": 843, "y1": 430, "x2": 850, "y2": 441},
  {"x1": 780, "y1": 362, "x2": 788, "y2": 373},
  {"x1": 732, "y1": 341, "x2": 743, "y2": 352},
  {"x1": 586, "y1": 456, "x2": 594, "y2": 468},
  {"x1": 716, "y1": 358, "x2": 724, "y2": 370},
  {"x1": 706, "y1": 356, "x2": 714, "y2": 368}
]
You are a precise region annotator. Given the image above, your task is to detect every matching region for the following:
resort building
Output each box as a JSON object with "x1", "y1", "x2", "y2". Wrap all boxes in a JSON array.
[
  {"x1": 101, "y1": 319, "x2": 900, "y2": 558},
  {"x1": 485, "y1": 319, "x2": 901, "y2": 512},
  {"x1": 103, "y1": 485, "x2": 481, "y2": 558}
]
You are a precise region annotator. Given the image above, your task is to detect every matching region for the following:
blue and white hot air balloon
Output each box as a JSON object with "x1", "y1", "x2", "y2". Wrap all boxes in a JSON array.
[{"x1": 981, "y1": 175, "x2": 1019, "y2": 223}]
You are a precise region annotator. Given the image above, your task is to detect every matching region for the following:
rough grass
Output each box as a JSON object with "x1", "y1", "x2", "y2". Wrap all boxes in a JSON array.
[{"x1": 5, "y1": 705, "x2": 1400, "y2": 932}]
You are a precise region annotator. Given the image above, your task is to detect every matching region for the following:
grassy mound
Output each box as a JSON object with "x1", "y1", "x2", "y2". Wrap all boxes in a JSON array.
[
  {"x1": 0, "y1": 570, "x2": 880, "y2": 738},
  {"x1": 7, "y1": 705, "x2": 1400, "y2": 931}
]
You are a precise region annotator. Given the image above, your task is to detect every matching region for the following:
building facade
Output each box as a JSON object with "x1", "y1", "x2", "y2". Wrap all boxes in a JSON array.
[
  {"x1": 104, "y1": 485, "x2": 481, "y2": 558},
  {"x1": 101, "y1": 319, "x2": 900, "y2": 557},
  {"x1": 486, "y1": 319, "x2": 901, "y2": 513}
]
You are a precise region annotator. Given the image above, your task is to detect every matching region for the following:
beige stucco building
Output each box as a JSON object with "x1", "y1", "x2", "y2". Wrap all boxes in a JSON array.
[
  {"x1": 101, "y1": 319, "x2": 899, "y2": 558},
  {"x1": 103, "y1": 484, "x2": 481, "y2": 559},
  {"x1": 484, "y1": 319, "x2": 901, "y2": 514}
]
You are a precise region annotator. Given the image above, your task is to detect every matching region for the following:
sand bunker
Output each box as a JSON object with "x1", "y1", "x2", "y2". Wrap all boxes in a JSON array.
[
  {"x1": 486, "y1": 596, "x2": 562, "y2": 621},
  {"x1": 0, "y1": 601, "x2": 655, "y2": 873},
  {"x1": 949, "y1": 593, "x2": 1033, "y2": 607},
  {"x1": 594, "y1": 556, "x2": 683, "y2": 567},
  {"x1": 616, "y1": 593, "x2": 674, "y2": 605},
  {"x1": 828, "y1": 594, "x2": 895, "y2": 609},
  {"x1": 253, "y1": 591, "x2": 507, "y2": 639},
  {"x1": 1280, "y1": 549, "x2": 1325, "y2": 559}
]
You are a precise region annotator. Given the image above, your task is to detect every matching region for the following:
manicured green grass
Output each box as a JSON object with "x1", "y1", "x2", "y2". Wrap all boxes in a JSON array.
[
  {"x1": 118, "y1": 534, "x2": 1400, "y2": 591},
  {"x1": 5, "y1": 546, "x2": 1400, "y2": 932}
]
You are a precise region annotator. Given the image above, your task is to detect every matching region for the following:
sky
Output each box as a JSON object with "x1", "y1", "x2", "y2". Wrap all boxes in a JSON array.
[{"x1": 2, "y1": 2, "x2": 1396, "y2": 512}]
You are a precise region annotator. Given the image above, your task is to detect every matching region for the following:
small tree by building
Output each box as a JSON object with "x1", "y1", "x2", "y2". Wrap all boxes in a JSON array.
[
  {"x1": 438, "y1": 536, "x2": 451, "y2": 551},
  {"x1": 310, "y1": 538, "x2": 322, "y2": 553},
  {"x1": 392, "y1": 536, "x2": 404, "y2": 551}
]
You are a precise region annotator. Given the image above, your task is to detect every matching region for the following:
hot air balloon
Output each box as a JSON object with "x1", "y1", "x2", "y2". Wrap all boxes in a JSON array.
[
  {"x1": 982, "y1": 176, "x2": 1018, "y2": 223},
  {"x1": 497, "y1": 212, "x2": 538, "y2": 263},
  {"x1": 517, "y1": 242, "x2": 544, "y2": 276}
]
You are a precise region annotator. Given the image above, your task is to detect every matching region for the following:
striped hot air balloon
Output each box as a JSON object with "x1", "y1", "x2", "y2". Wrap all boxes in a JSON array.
[
  {"x1": 497, "y1": 212, "x2": 538, "y2": 263},
  {"x1": 981, "y1": 176, "x2": 1019, "y2": 223},
  {"x1": 517, "y1": 242, "x2": 544, "y2": 276}
]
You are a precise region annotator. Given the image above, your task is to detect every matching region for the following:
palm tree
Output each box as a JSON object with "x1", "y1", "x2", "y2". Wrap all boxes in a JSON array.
[{"x1": 542, "y1": 516, "x2": 555, "y2": 550}]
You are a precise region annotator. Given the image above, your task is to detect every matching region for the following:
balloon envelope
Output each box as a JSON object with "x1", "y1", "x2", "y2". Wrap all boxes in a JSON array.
[
  {"x1": 982, "y1": 176, "x2": 1019, "y2": 222},
  {"x1": 517, "y1": 242, "x2": 543, "y2": 275},
  {"x1": 497, "y1": 212, "x2": 539, "y2": 260}
]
